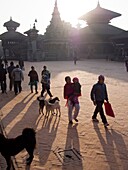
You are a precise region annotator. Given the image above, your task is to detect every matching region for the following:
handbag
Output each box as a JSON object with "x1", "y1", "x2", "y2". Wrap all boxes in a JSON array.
[{"x1": 104, "y1": 102, "x2": 115, "y2": 118}]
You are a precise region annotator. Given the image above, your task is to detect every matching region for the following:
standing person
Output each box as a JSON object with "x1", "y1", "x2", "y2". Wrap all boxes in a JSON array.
[
  {"x1": 12, "y1": 65, "x2": 24, "y2": 95},
  {"x1": 0, "y1": 64, "x2": 7, "y2": 93},
  {"x1": 90, "y1": 75, "x2": 109, "y2": 127},
  {"x1": 64, "y1": 76, "x2": 80, "y2": 124},
  {"x1": 7, "y1": 61, "x2": 15, "y2": 91},
  {"x1": 19, "y1": 58, "x2": 24, "y2": 70},
  {"x1": 125, "y1": 59, "x2": 128, "y2": 72},
  {"x1": 41, "y1": 65, "x2": 53, "y2": 97},
  {"x1": 28, "y1": 66, "x2": 39, "y2": 94},
  {"x1": 4, "y1": 58, "x2": 8, "y2": 69},
  {"x1": 74, "y1": 56, "x2": 77, "y2": 65}
]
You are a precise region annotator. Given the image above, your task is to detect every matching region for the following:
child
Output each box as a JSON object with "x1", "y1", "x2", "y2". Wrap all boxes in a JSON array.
[
  {"x1": 72, "y1": 77, "x2": 81, "y2": 96},
  {"x1": 72, "y1": 77, "x2": 81, "y2": 122}
]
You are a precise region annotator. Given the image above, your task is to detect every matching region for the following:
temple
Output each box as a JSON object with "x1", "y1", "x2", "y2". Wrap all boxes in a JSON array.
[
  {"x1": 0, "y1": 17, "x2": 26, "y2": 60},
  {"x1": 78, "y1": 2, "x2": 125, "y2": 59},
  {"x1": 42, "y1": 0, "x2": 73, "y2": 60},
  {"x1": 0, "y1": 1, "x2": 127, "y2": 61}
]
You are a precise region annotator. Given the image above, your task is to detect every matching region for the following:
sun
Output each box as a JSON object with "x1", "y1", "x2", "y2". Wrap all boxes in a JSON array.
[{"x1": 58, "y1": 0, "x2": 96, "y2": 27}]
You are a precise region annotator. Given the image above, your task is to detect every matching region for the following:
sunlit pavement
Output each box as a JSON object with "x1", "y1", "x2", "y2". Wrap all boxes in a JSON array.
[{"x1": 0, "y1": 60, "x2": 128, "y2": 170}]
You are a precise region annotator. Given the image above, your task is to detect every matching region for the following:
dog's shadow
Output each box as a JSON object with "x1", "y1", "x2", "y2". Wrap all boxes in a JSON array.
[
  {"x1": 25, "y1": 164, "x2": 30, "y2": 170},
  {"x1": 37, "y1": 114, "x2": 60, "y2": 165}
]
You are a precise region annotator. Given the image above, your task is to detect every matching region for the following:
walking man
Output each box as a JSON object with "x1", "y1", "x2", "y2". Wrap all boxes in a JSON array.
[
  {"x1": 41, "y1": 66, "x2": 53, "y2": 97},
  {"x1": 0, "y1": 63, "x2": 7, "y2": 93},
  {"x1": 28, "y1": 66, "x2": 39, "y2": 94},
  {"x1": 7, "y1": 61, "x2": 15, "y2": 91},
  {"x1": 90, "y1": 75, "x2": 109, "y2": 127},
  {"x1": 12, "y1": 65, "x2": 24, "y2": 95}
]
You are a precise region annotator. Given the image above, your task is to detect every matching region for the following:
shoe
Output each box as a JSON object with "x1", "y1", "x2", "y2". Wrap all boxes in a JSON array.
[
  {"x1": 69, "y1": 121, "x2": 73, "y2": 124},
  {"x1": 74, "y1": 118, "x2": 78, "y2": 122},
  {"x1": 92, "y1": 118, "x2": 99, "y2": 122},
  {"x1": 104, "y1": 123, "x2": 109, "y2": 127}
]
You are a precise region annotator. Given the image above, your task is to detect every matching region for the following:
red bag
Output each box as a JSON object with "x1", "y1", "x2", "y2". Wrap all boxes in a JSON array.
[{"x1": 104, "y1": 102, "x2": 115, "y2": 118}]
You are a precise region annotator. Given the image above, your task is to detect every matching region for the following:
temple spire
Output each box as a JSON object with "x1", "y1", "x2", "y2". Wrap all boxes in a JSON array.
[
  {"x1": 55, "y1": 0, "x2": 57, "y2": 7},
  {"x1": 97, "y1": 1, "x2": 100, "y2": 8},
  {"x1": 51, "y1": 0, "x2": 61, "y2": 24}
]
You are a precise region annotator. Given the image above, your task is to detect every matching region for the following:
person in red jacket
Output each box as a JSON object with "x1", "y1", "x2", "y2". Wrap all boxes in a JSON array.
[{"x1": 64, "y1": 76, "x2": 80, "y2": 124}]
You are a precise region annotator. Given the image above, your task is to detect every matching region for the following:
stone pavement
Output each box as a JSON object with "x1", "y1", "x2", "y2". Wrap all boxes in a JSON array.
[{"x1": 0, "y1": 60, "x2": 128, "y2": 170}]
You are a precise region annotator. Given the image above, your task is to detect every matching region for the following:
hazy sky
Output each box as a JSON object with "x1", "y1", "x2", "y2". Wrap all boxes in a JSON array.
[{"x1": 0, "y1": 0, "x2": 128, "y2": 35}]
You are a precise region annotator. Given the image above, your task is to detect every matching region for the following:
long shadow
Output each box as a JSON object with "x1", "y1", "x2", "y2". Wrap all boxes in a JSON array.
[
  {"x1": 0, "y1": 91, "x2": 17, "y2": 110},
  {"x1": 62, "y1": 123, "x2": 83, "y2": 170},
  {"x1": 8, "y1": 98, "x2": 39, "y2": 137},
  {"x1": 93, "y1": 123, "x2": 119, "y2": 170},
  {"x1": 111, "y1": 129, "x2": 128, "y2": 169},
  {"x1": 37, "y1": 114, "x2": 60, "y2": 165},
  {"x1": 1, "y1": 93, "x2": 35, "y2": 128}
]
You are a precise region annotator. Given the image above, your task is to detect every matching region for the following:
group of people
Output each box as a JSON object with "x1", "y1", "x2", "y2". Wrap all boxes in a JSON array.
[
  {"x1": 64, "y1": 74, "x2": 109, "y2": 127},
  {"x1": 28, "y1": 65, "x2": 53, "y2": 97},
  {"x1": 0, "y1": 60, "x2": 110, "y2": 127},
  {"x1": 0, "y1": 61, "x2": 24, "y2": 95}
]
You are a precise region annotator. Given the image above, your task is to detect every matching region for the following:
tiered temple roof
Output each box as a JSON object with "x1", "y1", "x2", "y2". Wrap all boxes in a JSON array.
[{"x1": 79, "y1": 2, "x2": 121, "y2": 25}]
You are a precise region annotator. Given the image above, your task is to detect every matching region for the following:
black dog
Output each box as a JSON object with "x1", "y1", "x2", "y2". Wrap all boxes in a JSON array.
[
  {"x1": 0, "y1": 128, "x2": 36, "y2": 170},
  {"x1": 37, "y1": 96, "x2": 45, "y2": 114}
]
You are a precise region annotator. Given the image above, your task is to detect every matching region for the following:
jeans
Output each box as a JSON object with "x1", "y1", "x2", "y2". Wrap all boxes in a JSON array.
[
  {"x1": 41, "y1": 83, "x2": 53, "y2": 97},
  {"x1": 14, "y1": 81, "x2": 22, "y2": 94},
  {"x1": 0, "y1": 80, "x2": 7, "y2": 93},
  {"x1": 68, "y1": 100, "x2": 80, "y2": 121}
]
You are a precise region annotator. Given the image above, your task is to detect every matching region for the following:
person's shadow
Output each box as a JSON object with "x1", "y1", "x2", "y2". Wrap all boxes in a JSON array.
[
  {"x1": 37, "y1": 114, "x2": 60, "y2": 165},
  {"x1": 93, "y1": 122, "x2": 128, "y2": 170},
  {"x1": 111, "y1": 128, "x2": 128, "y2": 169},
  {"x1": 1, "y1": 93, "x2": 35, "y2": 128},
  {"x1": 62, "y1": 123, "x2": 83, "y2": 170}
]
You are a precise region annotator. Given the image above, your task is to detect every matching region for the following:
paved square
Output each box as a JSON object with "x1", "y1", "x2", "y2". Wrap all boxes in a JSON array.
[{"x1": 0, "y1": 60, "x2": 128, "y2": 170}]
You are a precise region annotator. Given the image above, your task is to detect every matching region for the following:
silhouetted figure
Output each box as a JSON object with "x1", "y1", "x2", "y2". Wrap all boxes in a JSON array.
[
  {"x1": 7, "y1": 61, "x2": 15, "y2": 91},
  {"x1": 12, "y1": 65, "x2": 24, "y2": 95},
  {"x1": 0, "y1": 64, "x2": 7, "y2": 93},
  {"x1": 28, "y1": 66, "x2": 39, "y2": 94},
  {"x1": 125, "y1": 60, "x2": 128, "y2": 72},
  {"x1": 41, "y1": 66, "x2": 53, "y2": 97},
  {"x1": 19, "y1": 58, "x2": 24, "y2": 70}
]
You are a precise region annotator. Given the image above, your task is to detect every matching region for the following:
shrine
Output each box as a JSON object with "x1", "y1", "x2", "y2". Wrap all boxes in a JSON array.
[
  {"x1": 0, "y1": 17, "x2": 27, "y2": 60},
  {"x1": 42, "y1": 0, "x2": 73, "y2": 60},
  {"x1": 78, "y1": 2, "x2": 125, "y2": 59}
]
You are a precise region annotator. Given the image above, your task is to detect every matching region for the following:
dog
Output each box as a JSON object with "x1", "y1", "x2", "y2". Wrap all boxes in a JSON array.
[
  {"x1": 0, "y1": 128, "x2": 36, "y2": 170},
  {"x1": 37, "y1": 96, "x2": 45, "y2": 115},
  {"x1": 45, "y1": 97, "x2": 61, "y2": 117}
]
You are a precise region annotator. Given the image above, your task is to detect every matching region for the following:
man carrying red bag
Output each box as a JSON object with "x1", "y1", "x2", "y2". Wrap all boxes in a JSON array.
[{"x1": 90, "y1": 75, "x2": 109, "y2": 127}]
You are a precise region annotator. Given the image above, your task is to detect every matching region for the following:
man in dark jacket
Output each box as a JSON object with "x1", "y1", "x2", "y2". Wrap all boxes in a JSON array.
[
  {"x1": 28, "y1": 66, "x2": 39, "y2": 94},
  {"x1": 90, "y1": 75, "x2": 109, "y2": 127},
  {"x1": 7, "y1": 61, "x2": 15, "y2": 91},
  {"x1": 41, "y1": 66, "x2": 53, "y2": 97},
  {"x1": 0, "y1": 64, "x2": 7, "y2": 93}
]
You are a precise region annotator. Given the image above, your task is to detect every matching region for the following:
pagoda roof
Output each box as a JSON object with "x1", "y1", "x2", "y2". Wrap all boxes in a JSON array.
[
  {"x1": 80, "y1": 24, "x2": 125, "y2": 36},
  {"x1": 24, "y1": 28, "x2": 39, "y2": 35},
  {"x1": 3, "y1": 18, "x2": 20, "y2": 28},
  {"x1": 112, "y1": 31, "x2": 128, "y2": 39},
  {"x1": 0, "y1": 31, "x2": 26, "y2": 40},
  {"x1": 79, "y1": 2, "x2": 121, "y2": 24},
  {"x1": 24, "y1": 23, "x2": 39, "y2": 35}
]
